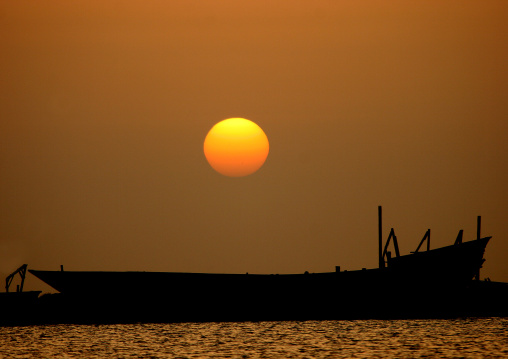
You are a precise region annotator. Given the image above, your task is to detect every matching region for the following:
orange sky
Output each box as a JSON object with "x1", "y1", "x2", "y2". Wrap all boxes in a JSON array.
[{"x1": 1, "y1": 0, "x2": 507, "y2": 292}]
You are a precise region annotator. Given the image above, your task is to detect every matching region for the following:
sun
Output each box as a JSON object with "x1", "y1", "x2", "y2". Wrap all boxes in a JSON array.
[{"x1": 204, "y1": 118, "x2": 269, "y2": 177}]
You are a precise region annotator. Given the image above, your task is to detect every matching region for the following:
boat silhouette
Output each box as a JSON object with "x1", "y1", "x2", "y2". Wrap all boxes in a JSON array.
[{"x1": 21, "y1": 207, "x2": 506, "y2": 324}]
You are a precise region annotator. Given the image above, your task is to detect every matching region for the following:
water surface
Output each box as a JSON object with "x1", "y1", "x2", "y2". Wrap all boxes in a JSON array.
[{"x1": 2, "y1": 318, "x2": 507, "y2": 358}]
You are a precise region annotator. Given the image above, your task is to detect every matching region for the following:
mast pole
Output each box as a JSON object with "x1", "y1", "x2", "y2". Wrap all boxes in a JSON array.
[
  {"x1": 477, "y1": 216, "x2": 481, "y2": 240},
  {"x1": 476, "y1": 215, "x2": 482, "y2": 280},
  {"x1": 378, "y1": 206, "x2": 384, "y2": 268}
]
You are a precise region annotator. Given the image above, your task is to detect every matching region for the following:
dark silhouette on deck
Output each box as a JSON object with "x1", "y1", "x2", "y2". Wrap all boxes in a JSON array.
[{"x1": 2, "y1": 207, "x2": 507, "y2": 325}]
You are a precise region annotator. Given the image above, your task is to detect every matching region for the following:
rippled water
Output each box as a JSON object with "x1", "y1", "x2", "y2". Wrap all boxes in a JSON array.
[{"x1": 1, "y1": 318, "x2": 507, "y2": 358}]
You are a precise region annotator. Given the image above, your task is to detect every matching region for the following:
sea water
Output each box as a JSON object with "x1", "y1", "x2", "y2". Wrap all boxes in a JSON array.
[{"x1": 1, "y1": 318, "x2": 507, "y2": 358}]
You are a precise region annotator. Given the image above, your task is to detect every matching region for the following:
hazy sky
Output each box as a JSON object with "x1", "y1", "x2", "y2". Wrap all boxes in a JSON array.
[{"x1": 1, "y1": 1, "x2": 507, "y2": 293}]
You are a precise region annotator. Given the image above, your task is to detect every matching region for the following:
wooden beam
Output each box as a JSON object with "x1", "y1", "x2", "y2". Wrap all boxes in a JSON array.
[
  {"x1": 414, "y1": 229, "x2": 431, "y2": 253},
  {"x1": 454, "y1": 230, "x2": 463, "y2": 245},
  {"x1": 378, "y1": 206, "x2": 384, "y2": 268},
  {"x1": 382, "y1": 228, "x2": 400, "y2": 259},
  {"x1": 477, "y1": 216, "x2": 481, "y2": 240},
  {"x1": 4, "y1": 264, "x2": 27, "y2": 293}
]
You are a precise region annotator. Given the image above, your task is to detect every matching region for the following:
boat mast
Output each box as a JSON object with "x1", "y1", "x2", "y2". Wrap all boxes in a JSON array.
[
  {"x1": 378, "y1": 206, "x2": 384, "y2": 268},
  {"x1": 476, "y1": 215, "x2": 482, "y2": 280},
  {"x1": 477, "y1": 215, "x2": 481, "y2": 240}
]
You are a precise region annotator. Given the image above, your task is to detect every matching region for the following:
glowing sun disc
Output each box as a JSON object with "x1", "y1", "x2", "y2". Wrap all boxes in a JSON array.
[{"x1": 204, "y1": 118, "x2": 269, "y2": 177}]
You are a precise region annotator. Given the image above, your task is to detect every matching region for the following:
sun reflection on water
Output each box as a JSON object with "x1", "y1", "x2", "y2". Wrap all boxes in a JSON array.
[{"x1": 1, "y1": 318, "x2": 507, "y2": 358}]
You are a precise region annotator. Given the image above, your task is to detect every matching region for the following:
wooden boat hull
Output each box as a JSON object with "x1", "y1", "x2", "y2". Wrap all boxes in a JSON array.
[{"x1": 26, "y1": 237, "x2": 501, "y2": 323}]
